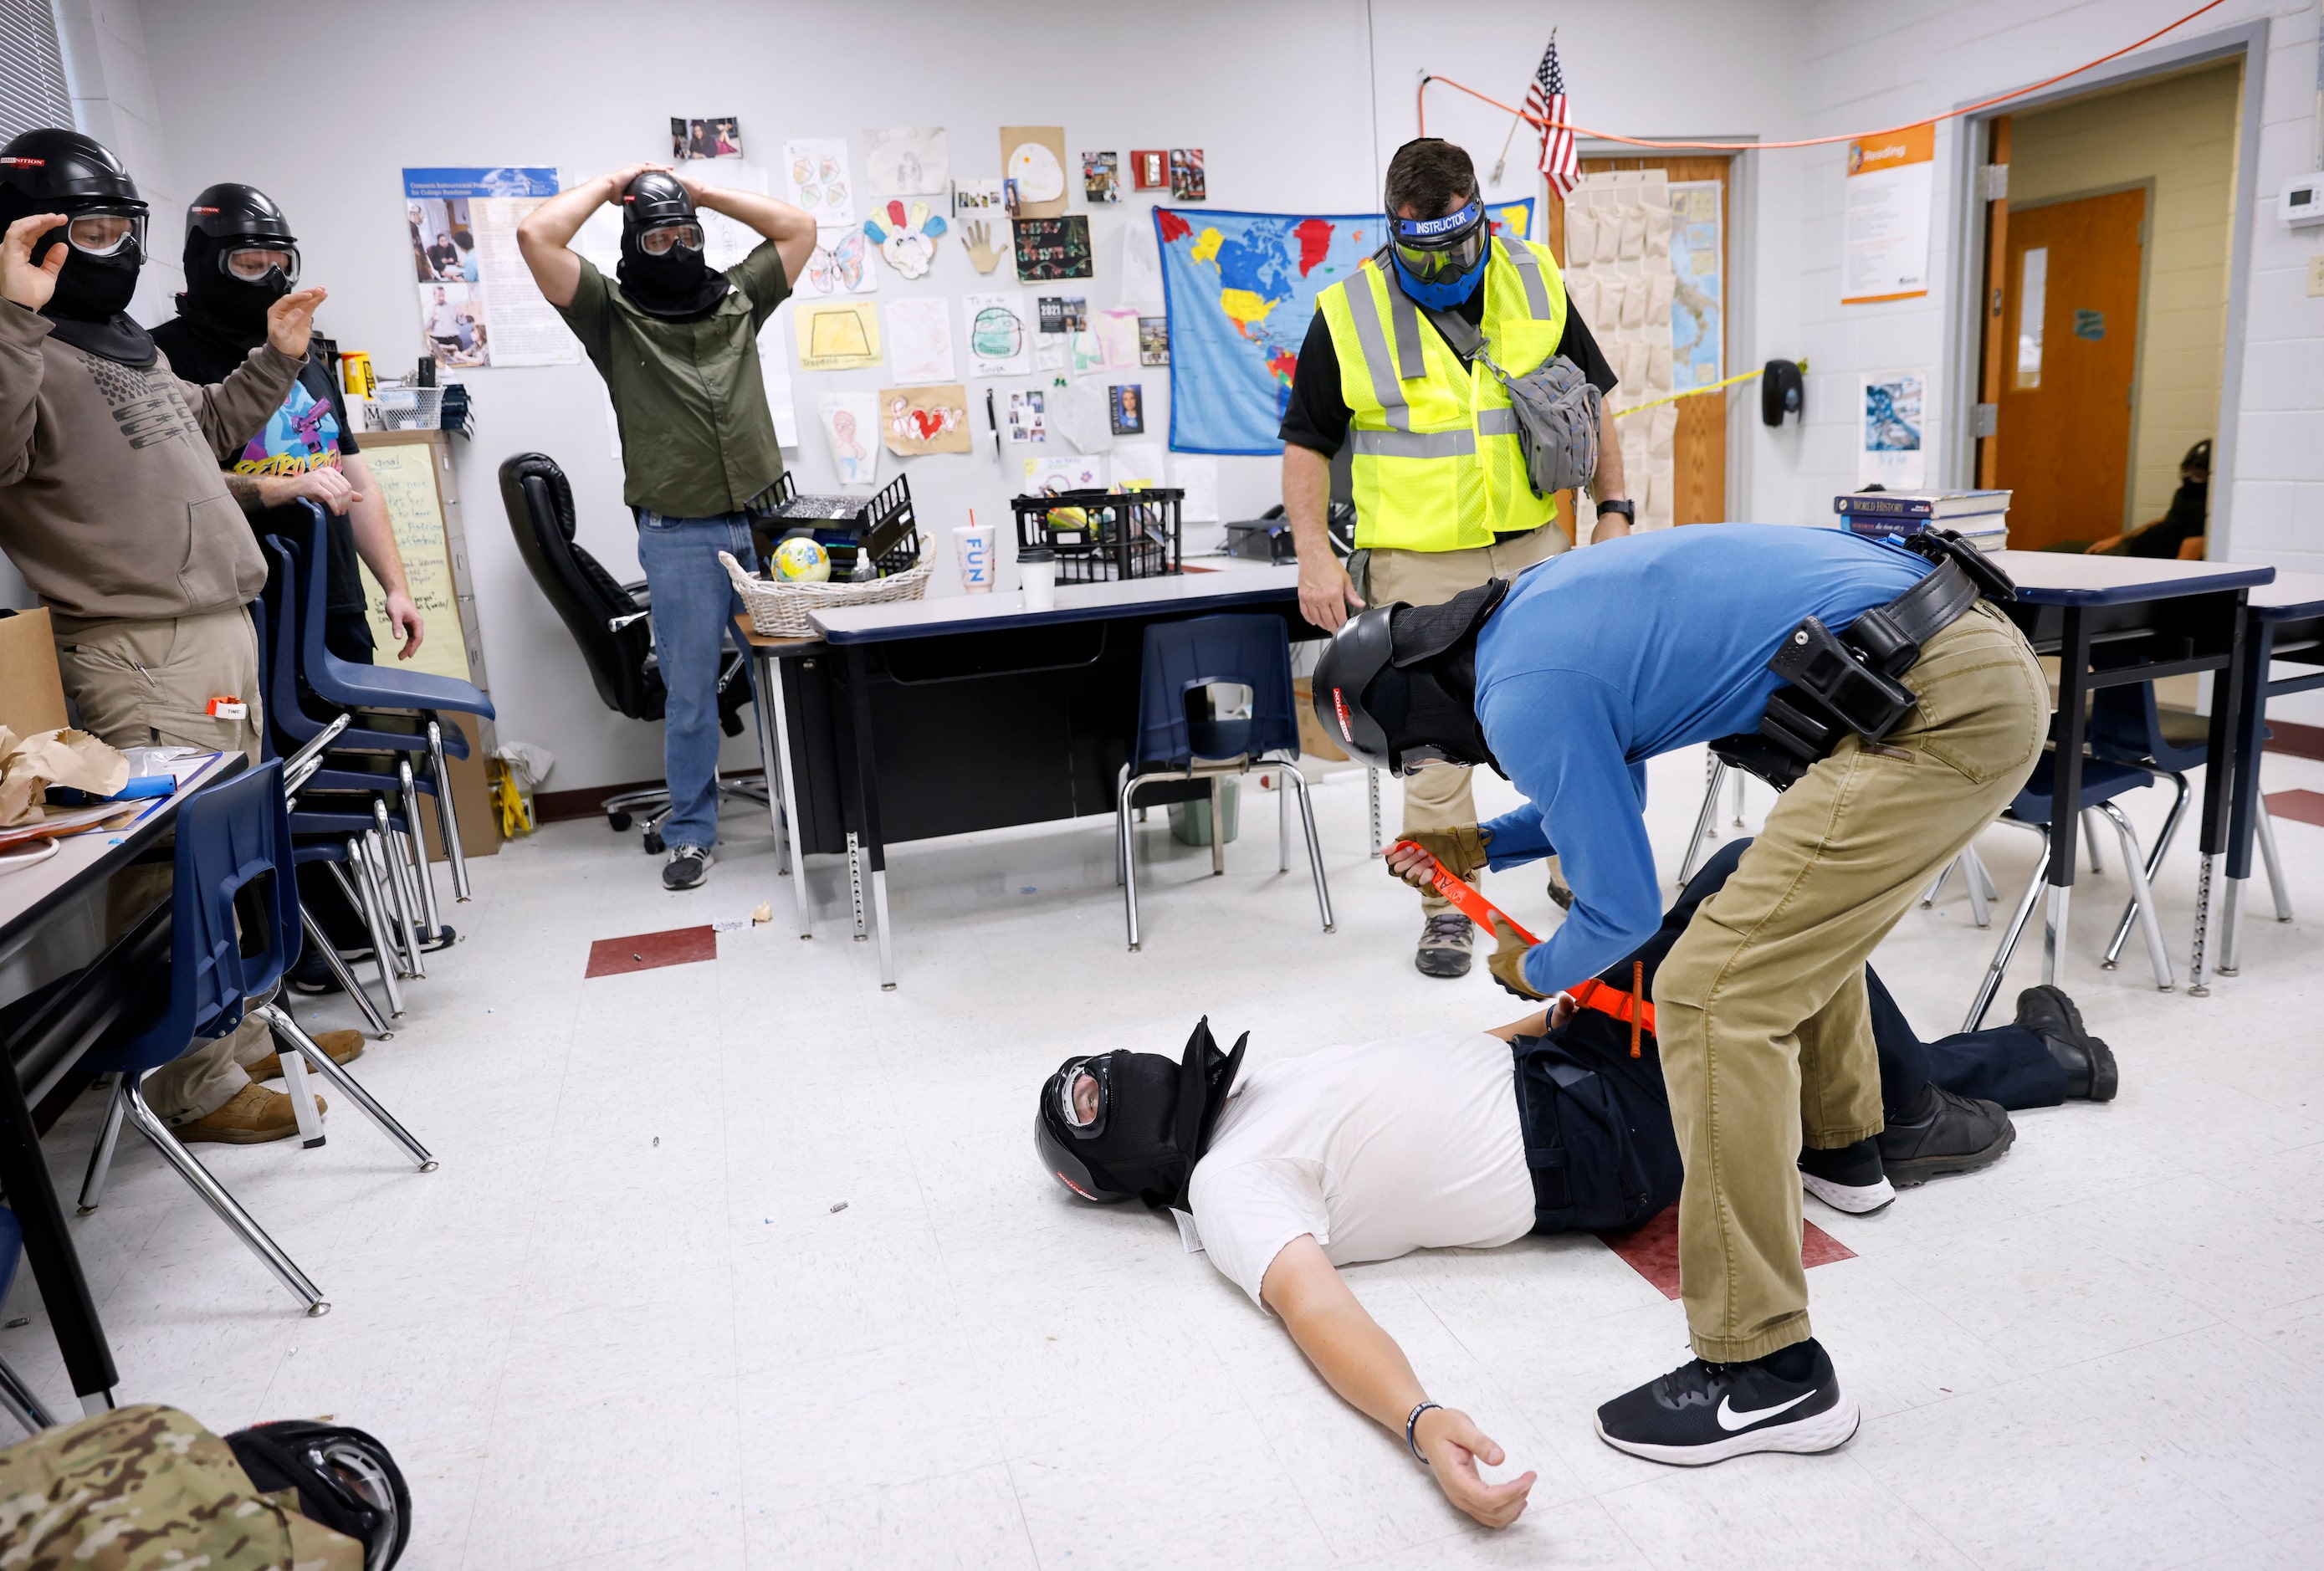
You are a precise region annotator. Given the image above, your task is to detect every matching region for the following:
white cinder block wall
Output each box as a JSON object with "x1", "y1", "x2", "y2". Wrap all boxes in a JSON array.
[{"x1": 37, "y1": 0, "x2": 2324, "y2": 782}]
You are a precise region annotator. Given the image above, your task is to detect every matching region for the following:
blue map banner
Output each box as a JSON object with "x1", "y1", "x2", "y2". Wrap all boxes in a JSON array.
[{"x1": 1155, "y1": 199, "x2": 1535, "y2": 455}]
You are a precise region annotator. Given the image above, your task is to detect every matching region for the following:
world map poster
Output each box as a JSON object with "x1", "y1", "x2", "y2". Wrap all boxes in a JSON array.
[{"x1": 1154, "y1": 200, "x2": 1533, "y2": 453}]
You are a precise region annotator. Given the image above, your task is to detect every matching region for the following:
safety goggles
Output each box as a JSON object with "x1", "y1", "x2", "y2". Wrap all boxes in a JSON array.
[
  {"x1": 221, "y1": 244, "x2": 299, "y2": 284},
  {"x1": 1390, "y1": 201, "x2": 1487, "y2": 282},
  {"x1": 63, "y1": 209, "x2": 144, "y2": 258},
  {"x1": 1053, "y1": 1055, "x2": 1112, "y2": 1139},
  {"x1": 307, "y1": 1436, "x2": 401, "y2": 1566},
  {"x1": 637, "y1": 222, "x2": 704, "y2": 257}
]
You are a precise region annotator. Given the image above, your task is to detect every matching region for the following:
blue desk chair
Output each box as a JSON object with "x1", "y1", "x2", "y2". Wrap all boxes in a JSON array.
[
  {"x1": 1114, "y1": 614, "x2": 1333, "y2": 951},
  {"x1": 72, "y1": 762, "x2": 437, "y2": 1317},
  {"x1": 0, "y1": 1210, "x2": 60, "y2": 1432},
  {"x1": 2091, "y1": 677, "x2": 2292, "y2": 970},
  {"x1": 1963, "y1": 752, "x2": 2173, "y2": 1031}
]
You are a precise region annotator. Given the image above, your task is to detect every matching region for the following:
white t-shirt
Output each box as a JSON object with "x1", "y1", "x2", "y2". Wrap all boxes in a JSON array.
[{"x1": 1185, "y1": 1031, "x2": 1537, "y2": 1307}]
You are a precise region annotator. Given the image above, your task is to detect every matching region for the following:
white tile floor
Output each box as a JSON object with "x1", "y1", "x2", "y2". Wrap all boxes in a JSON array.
[{"x1": 5, "y1": 740, "x2": 2321, "y2": 1570}]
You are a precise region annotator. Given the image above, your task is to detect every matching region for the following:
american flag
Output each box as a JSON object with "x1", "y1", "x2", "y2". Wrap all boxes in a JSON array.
[{"x1": 1526, "y1": 33, "x2": 1579, "y2": 200}]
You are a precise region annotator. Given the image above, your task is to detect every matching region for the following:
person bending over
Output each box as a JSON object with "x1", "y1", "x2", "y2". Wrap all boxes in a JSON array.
[
  {"x1": 518, "y1": 163, "x2": 813, "y2": 890},
  {"x1": 1033, "y1": 839, "x2": 2115, "y2": 1524}
]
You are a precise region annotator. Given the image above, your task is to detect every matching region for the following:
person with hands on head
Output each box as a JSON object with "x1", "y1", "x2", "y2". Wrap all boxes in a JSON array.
[
  {"x1": 1281, "y1": 137, "x2": 1627, "y2": 982},
  {"x1": 1318, "y1": 520, "x2": 2048, "y2": 1466},
  {"x1": 517, "y1": 161, "x2": 814, "y2": 892},
  {"x1": 0, "y1": 128, "x2": 366, "y2": 1147}
]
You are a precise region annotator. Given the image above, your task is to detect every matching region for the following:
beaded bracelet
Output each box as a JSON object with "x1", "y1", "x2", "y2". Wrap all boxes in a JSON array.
[{"x1": 1405, "y1": 1401, "x2": 1444, "y2": 1465}]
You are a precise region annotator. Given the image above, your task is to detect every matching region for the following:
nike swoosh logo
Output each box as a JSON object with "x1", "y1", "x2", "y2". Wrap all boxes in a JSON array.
[{"x1": 1716, "y1": 1390, "x2": 1816, "y2": 1431}]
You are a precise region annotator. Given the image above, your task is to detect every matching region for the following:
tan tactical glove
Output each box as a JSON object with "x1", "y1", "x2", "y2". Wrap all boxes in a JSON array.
[
  {"x1": 1385, "y1": 824, "x2": 1492, "y2": 889},
  {"x1": 1485, "y1": 913, "x2": 1548, "y2": 1001}
]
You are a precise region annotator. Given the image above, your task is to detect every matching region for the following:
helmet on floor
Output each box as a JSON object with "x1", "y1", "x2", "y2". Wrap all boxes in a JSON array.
[
  {"x1": 226, "y1": 1419, "x2": 411, "y2": 1570},
  {"x1": 1310, "y1": 577, "x2": 1512, "y2": 775},
  {"x1": 1035, "y1": 1017, "x2": 1246, "y2": 1208}
]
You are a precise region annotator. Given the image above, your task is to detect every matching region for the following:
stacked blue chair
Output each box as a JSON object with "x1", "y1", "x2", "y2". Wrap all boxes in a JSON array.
[{"x1": 0, "y1": 1209, "x2": 60, "y2": 1432}]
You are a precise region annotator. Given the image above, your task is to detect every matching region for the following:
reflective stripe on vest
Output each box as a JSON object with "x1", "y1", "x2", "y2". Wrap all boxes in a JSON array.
[{"x1": 1317, "y1": 236, "x2": 1571, "y2": 554}]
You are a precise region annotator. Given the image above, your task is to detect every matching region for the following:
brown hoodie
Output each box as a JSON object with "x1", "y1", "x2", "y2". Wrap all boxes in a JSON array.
[{"x1": 0, "y1": 298, "x2": 303, "y2": 632}]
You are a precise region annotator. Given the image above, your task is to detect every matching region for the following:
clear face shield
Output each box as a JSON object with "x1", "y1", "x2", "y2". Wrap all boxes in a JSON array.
[
  {"x1": 637, "y1": 221, "x2": 704, "y2": 257},
  {"x1": 64, "y1": 208, "x2": 144, "y2": 258},
  {"x1": 1390, "y1": 200, "x2": 1487, "y2": 284},
  {"x1": 222, "y1": 243, "x2": 299, "y2": 285}
]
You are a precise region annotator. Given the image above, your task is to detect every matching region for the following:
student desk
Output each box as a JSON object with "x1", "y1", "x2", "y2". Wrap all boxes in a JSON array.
[
  {"x1": 1988, "y1": 551, "x2": 2274, "y2": 995},
  {"x1": 737, "y1": 565, "x2": 1310, "y2": 988},
  {"x1": 0, "y1": 750, "x2": 242, "y2": 1417},
  {"x1": 2218, "y1": 569, "x2": 2324, "y2": 975}
]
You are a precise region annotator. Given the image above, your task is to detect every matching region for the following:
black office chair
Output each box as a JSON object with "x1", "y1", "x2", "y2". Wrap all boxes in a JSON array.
[{"x1": 499, "y1": 452, "x2": 765, "y2": 852}]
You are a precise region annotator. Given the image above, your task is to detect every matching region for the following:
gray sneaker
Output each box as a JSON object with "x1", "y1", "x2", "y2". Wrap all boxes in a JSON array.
[
  {"x1": 663, "y1": 846, "x2": 715, "y2": 890},
  {"x1": 1415, "y1": 912, "x2": 1474, "y2": 978}
]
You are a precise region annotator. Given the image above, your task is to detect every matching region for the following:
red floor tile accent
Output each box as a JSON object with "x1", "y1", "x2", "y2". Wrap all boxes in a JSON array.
[
  {"x1": 585, "y1": 925, "x2": 718, "y2": 978},
  {"x1": 2265, "y1": 789, "x2": 2324, "y2": 829},
  {"x1": 1599, "y1": 1205, "x2": 1856, "y2": 1300}
]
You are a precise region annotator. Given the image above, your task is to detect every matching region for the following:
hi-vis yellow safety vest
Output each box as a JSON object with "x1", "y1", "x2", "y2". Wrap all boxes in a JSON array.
[{"x1": 1315, "y1": 236, "x2": 1570, "y2": 553}]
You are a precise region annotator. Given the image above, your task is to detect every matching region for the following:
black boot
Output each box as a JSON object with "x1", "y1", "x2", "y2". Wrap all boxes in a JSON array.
[
  {"x1": 2014, "y1": 985, "x2": 2118, "y2": 1101},
  {"x1": 1879, "y1": 1082, "x2": 2014, "y2": 1185}
]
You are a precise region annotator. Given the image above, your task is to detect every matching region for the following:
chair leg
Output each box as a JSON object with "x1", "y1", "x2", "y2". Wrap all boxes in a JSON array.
[
  {"x1": 116, "y1": 1076, "x2": 328, "y2": 1315},
  {"x1": 2106, "y1": 771, "x2": 2188, "y2": 970},
  {"x1": 74, "y1": 1077, "x2": 130, "y2": 1215},
  {"x1": 2081, "y1": 809, "x2": 2105, "y2": 875},
  {"x1": 1730, "y1": 765, "x2": 1747, "y2": 826},
  {"x1": 1281, "y1": 763, "x2": 1336, "y2": 934},
  {"x1": 370, "y1": 812, "x2": 426, "y2": 980},
  {"x1": 2256, "y1": 805, "x2": 2294, "y2": 922},
  {"x1": 280, "y1": 1046, "x2": 325, "y2": 1149},
  {"x1": 2097, "y1": 801, "x2": 2173, "y2": 990},
  {"x1": 1677, "y1": 761, "x2": 1728, "y2": 886},
  {"x1": 1962, "y1": 849, "x2": 1992, "y2": 929},
  {"x1": 1920, "y1": 857, "x2": 1955, "y2": 909},
  {"x1": 256, "y1": 1005, "x2": 436, "y2": 1171},
  {"x1": 398, "y1": 757, "x2": 443, "y2": 941},
  {"x1": 1209, "y1": 778, "x2": 1226, "y2": 877},
  {"x1": 1367, "y1": 768, "x2": 1381, "y2": 857},
  {"x1": 1277, "y1": 769, "x2": 1290, "y2": 874},
  {"x1": 1966, "y1": 827, "x2": 2050, "y2": 1032},
  {"x1": 1967, "y1": 846, "x2": 2001, "y2": 905},
  {"x1": 330, "y1": 847, "x2": 405, "y2": 1019},
  {"x1": 299, "y1": 906, "x2": 391, "y2": 1039},
  {"x1": 0, "y1": 1355, "x2": 59, "y2": 1432},
  {"x1": 1113, "y1": 764, "x2": 1129, "y2": 888},
  {"x1": 1118, "y1": 772, "x2": 1144, "y2": 952},
  {"x1": 426, "y1": 720, "x2": 471, "y2": 903}
]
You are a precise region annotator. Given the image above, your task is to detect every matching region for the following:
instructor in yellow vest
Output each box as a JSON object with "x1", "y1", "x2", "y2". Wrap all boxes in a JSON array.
[{"x1": 1281, "y1": 138, "x2": 1630, "y2": 979}]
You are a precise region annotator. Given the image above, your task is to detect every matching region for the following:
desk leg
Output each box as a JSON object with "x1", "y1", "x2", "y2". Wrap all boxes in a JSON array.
[
  {"x1": 2188, "y1": 594, "x2": 2248, "y2": 998},
  {"x1": 842, "y1": 647, "x2": 897, "y2": 990},
  {"x1": 2217, "y1": 620, "x2": 2270, "y2": 977},
  {"x1": 755, "y1": 651, "x2": 813, "y2": 940},
  {"x1": 0, "y1": 1051, "x2": 115, "y2": 1412},
  {"x1": 1367, "y1": 770, "x2": 1381, "y2": 857},
  {"x1": 2043, "y1": 607, "x2": 2091, "y2": 986}
]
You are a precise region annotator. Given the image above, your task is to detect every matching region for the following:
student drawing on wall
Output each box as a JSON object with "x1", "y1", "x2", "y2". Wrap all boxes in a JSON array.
[{"x1": 831, "y1": 408, "x2": 869, "y2": 484}]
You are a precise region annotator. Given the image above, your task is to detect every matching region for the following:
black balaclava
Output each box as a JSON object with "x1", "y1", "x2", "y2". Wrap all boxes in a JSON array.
[
  {"x1": 1036, "y1": 1018, "x2": 1246, "y2": 1210},
  {"x1": 176, "y1": 182, "x2": 299, "y2": 357},
  {"x1": 1369, "y1": 578, "x2": 1512, "y2": 775},
  {"x1": 615, "y1": 171, "x2": 727, "y2": 322},
  {"x1": 0, "y1": 128, "x2": 152, "y2": 364}
]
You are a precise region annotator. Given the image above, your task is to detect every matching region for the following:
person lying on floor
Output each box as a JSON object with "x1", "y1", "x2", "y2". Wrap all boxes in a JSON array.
[{"x1": 1032, "y1": 837, "x2": 2116, "y2": 1527}]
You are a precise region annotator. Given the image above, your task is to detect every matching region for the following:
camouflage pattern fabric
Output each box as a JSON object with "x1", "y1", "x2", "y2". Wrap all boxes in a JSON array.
[{"x1": 0, "y1": 1403, "x2": 362, "y2": 1570}]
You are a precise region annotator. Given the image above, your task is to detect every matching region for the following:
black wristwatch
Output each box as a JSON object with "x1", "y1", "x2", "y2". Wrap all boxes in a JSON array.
[{"x1": 1595, "y1": 499, "x2": 1636, "y2": 522}]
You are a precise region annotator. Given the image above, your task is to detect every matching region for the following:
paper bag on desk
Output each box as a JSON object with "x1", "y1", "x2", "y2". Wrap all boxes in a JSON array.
[{"x1": 0, "y1": 726, "x2": 131, "y2": 826}]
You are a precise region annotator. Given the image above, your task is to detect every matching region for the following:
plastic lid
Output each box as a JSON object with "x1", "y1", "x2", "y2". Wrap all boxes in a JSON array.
[{"x1": 1018, "y1": 545, "x2": 1057, "y2": 562}]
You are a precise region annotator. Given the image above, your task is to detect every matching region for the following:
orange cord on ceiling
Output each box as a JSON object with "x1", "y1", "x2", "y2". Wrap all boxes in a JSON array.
[{"x1": 1415, "y1": 0, "x2": 2227, "y2": 153}]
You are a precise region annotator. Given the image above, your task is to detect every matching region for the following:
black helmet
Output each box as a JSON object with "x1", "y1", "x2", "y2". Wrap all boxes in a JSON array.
[
  {"x1": 225, "y1": 1419, "x2": 411, "y2": 1570},
  {"x1": 186, "y1": 182, "x2": 296, "y2": 250},
  {"x1": 1035, "y1": 1018, "x2": 1246, "y2": 1210},
  {"x1": 1311, "y1": 579, "x2": 1513, "y2": 776},
  {"x1": 0, "y1": 127, "x2": 146, "y2": 214},
  {"x1": 182, "y1": 182, "x2": 299, "y2": 297},
  {"x1": 620, "y1": 171, "x2": 696, "y2": 233},
  {"x1": 1313, "y1": 606, "x2": 1399, "y2": 771}
]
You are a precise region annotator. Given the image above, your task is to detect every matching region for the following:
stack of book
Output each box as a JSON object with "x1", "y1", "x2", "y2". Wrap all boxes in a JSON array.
[{"x1": 1834, "y1": 489, "x2": 2010, "y2": 552}]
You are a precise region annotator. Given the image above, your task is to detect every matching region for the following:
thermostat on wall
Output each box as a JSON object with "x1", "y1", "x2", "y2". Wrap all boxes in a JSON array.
[{"x1": 2280, "y1": 171, "x2": 2324, "y2": 228}]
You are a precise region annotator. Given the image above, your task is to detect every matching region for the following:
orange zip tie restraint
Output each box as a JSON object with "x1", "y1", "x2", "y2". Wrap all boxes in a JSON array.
[
  {"x1": 1390, "y1": 839, "x2": 1538, "y2": 945},
  {"x1": 1416, "y1": 0, "x2": 2226, "y2": 153},
  {"x1": 1567, "y1": 973, "x2": 1658, "y2": 1051}
]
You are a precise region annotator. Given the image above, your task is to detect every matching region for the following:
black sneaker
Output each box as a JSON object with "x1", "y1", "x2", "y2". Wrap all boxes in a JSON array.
[
  {"x1": 1596, "y1": 1338, "x2": 1860, "y2": 1466},
  {"x1": 1879, "y1": 1082, "x2": 2014, "y2": 1185},
  {"x1": 1799, "y1": 1135, "x2": 1895, "y2": 1215},
  {"x1": 663, "y1": 846, "x2": 715, "y2": 891},
  {"x1": 1415, "y1": 912, "x2": 1473, "y2": 978},
  {"x1": 2014, "y1": 985, "x2": 2118, "y2": 1101}
]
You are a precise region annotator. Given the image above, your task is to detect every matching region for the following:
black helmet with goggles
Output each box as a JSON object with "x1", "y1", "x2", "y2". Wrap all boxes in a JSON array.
[
  {"x1": 1034, "y1": 1019, "x2": 1246, "y2": 1210},
  {"x1": 185, "y1": 182, "x2": 299, "y2": 288},
  {"x1": 0, "y1": 128, "x2": 147, "y2": 262},
  {"x1": 1311, "y1": 578, "x2": 1513, "y2": 776}
]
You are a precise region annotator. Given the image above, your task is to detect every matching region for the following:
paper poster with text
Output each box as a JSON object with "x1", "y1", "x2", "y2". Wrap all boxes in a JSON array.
[
  {"x1": 1840, "y1": 124, "x2": 1933, "y2": 306},
  {"x1": 1857, "y1": 370, "x2": 1927, "y2": 489},
  {"x1": 402, "y1": 168, "x2": 580, "y2": 367}
]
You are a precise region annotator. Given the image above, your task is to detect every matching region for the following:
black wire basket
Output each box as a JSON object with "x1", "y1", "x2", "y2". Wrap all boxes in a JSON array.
[
  {"x1": 752, "y1": 473, "x2": 921, "y2": 577},
  {"x1": 1011, "y1": 489, "x2": 1184, "y2": 583}
]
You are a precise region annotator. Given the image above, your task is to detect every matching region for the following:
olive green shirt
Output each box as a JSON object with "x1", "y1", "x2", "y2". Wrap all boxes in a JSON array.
[{"x1": 555, "y1": 241, "x2": 790, "y2": 519}]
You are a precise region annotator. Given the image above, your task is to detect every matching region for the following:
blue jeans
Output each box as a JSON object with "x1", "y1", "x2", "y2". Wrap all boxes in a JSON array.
[{"x1": 634, "y1": 510, "x2": 756, "y2": 851}]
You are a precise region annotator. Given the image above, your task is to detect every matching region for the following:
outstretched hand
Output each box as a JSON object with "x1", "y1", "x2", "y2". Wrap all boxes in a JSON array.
[
  {"x1": 265, "y1": 287, "x2": 327, "y2": 359},
  {"x1": 0, "y1": 214, "x2": 68, "y2": 311},
  {"x1": 961, "y1": 219, "x2": 1006, "y2": 274},
  {"x1": 1415, "y1": 1407, "x2": 1535, "y2": 1528}
]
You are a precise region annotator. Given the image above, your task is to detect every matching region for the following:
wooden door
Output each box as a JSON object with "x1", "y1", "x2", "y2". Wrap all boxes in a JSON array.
[
  {"x1": 1994, "y1": 188, "x2": 2145, "y2": 549},
  {"x1": 1547, "y1": 155, "x2": 1730, "y2": 525}
]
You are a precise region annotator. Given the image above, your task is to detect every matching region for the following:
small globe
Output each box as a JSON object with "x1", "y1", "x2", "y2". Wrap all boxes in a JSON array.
[{"x1": 773, "y1": 536, "x2": 831, "y2": 583}]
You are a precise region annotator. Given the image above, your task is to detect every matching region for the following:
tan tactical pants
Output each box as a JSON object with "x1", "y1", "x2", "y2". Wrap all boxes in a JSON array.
[
  {"x1": 1363, "y1": 523, "x2": 1569, "y2": 916},
  {"x1": 55, "y1": 608, "x2": 273, "y2": 1125},
  {"x1": 1654, "y1": 602, "x2": 2048, "y2": 1360}
]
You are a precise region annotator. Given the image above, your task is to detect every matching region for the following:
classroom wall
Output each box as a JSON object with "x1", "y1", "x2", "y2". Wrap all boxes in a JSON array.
[{"x1": 2007, "y1": 60, "x2": 2243, "y2": 537}]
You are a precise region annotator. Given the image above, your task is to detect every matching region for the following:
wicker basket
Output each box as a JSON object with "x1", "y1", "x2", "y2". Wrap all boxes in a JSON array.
[{"x1": 720, "y1": 542, "x2": 933, "y2": 639}]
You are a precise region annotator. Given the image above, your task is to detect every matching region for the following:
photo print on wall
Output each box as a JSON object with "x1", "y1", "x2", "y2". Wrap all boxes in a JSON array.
[
  {"x1": 1169, "y1": 149, "x2": 1206, "y2": 201},
  {"x1": 672, "y1": 116, "x2": 743, "y2": 160},
  {"x1": 1083, "y1": 151, "x2": 1119, "y2": 204}
]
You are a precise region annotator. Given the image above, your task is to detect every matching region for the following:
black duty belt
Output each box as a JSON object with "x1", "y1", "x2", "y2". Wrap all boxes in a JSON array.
[{"x1": 1712, "y1": 530, "x2": 2018, "y2": 791}]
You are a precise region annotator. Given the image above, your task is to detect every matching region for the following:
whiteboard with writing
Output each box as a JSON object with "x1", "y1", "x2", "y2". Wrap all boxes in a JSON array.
[{"x1": 356, "y1": 438, "x2": 474, "y2": 684}]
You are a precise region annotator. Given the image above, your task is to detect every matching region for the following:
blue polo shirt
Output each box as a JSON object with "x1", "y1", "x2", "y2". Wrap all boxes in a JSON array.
[{"x1": 1473, "y1": 524, "x2": 1931, "y2": 994}]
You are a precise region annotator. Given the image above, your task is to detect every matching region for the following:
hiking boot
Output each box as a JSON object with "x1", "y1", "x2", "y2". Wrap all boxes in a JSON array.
[
  {"x1": 171, "y1": 1083, "x2": 323, "y2": 1145},
  {"x1": 243, "y1": 1029, "x2": 365, "y2": 1085},
  {"x1": 1596, "y1": 1338, "x2": 1860, "y2": 1466},
  {"x1": 2014, "y1": 985, "x2": 2117, "y2": 1101},
  {"x1": 1799, "y1": 1135, "x2": 1895, "y2": 1215},
  {"x1": 1415, "y1": 912, "x2": 1474, "y2": 978},
  {"x1": 1546, "y1": 856, "x2": 1575, "y2": 912},
  {"x1": 1878, "y1": 1082, "x2": 2013, "y2": 1185},
  {"x1": 663, "y1": 846, "x2": 715, "y2": 891}
]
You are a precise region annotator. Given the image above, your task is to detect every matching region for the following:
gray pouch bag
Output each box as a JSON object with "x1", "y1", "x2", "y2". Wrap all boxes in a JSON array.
[{"x1": 1422, "y1": 304, "x2": 1600, "y2": 497}]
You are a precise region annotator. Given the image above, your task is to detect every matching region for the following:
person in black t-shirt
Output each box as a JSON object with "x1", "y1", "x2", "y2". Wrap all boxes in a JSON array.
[
  {"x1": 2085, "y1": 439, "x2": 2210, "y2": 560},
  {"x1": 151, "y1": 184, "x2": 424, "y2": 667}
]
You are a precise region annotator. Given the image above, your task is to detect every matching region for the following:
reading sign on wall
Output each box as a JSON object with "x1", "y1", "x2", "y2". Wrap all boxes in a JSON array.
[{"x1": 1840, "y1": 123, "x2": 1934, "y2": 306}]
